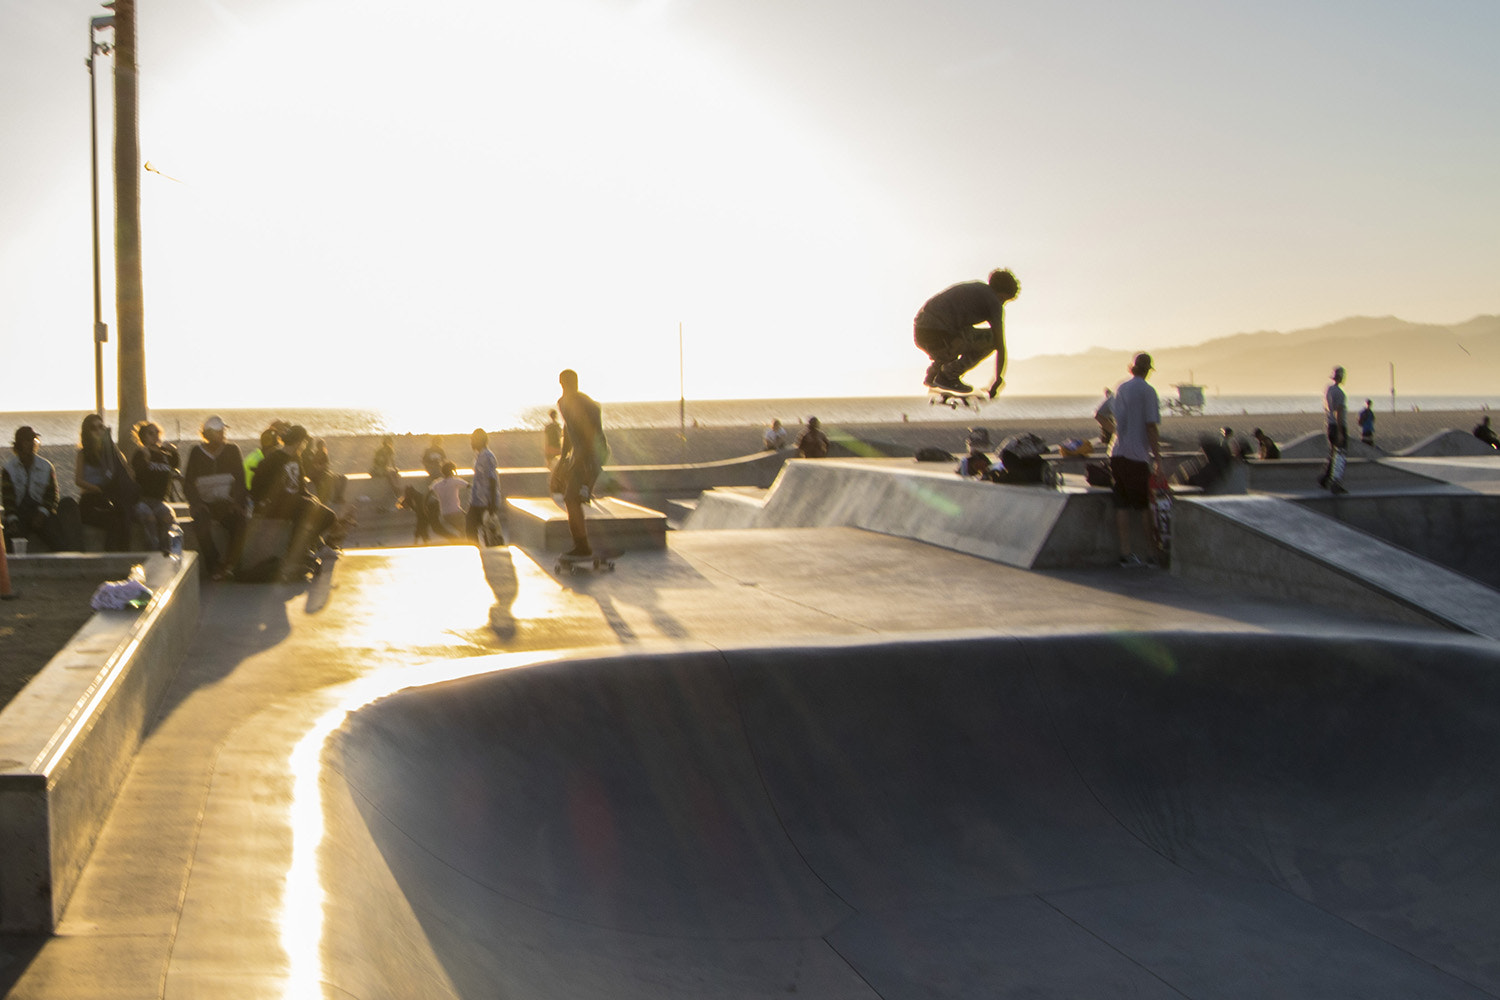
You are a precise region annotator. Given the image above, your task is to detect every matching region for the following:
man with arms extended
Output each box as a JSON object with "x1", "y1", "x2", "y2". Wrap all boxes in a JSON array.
[
  {"x1": 555, "y1": 369, "x2": 608, "y2": 559},
  {"x1": 1318, "y1": 366, "x2": 1350, "y2": 495},
  {"x1": 1108, "y1": 352, "x2": 1162, "y2": 568},
  {"x1": 913, "y1": 268, "x2": 1019, "y2": 396}
]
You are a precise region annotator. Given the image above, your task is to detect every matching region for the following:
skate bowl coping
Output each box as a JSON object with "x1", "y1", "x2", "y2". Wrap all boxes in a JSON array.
[{"x1": 313, "y1": 630, "x2": 1500, "y2": 999}]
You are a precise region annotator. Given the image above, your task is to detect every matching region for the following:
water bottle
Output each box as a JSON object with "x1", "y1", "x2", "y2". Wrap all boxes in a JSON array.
[{"x1": 167, "y1": 524, "x2": 184, "y2": 562}]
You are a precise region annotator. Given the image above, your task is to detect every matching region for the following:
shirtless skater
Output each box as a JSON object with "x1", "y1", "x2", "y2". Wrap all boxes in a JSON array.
[
  {"x1": 913, "y1": 268, "x2": 1020, "y2": 397},
  {"x1": 555, "y1": 369, "x2": 609, "y2": 559}
]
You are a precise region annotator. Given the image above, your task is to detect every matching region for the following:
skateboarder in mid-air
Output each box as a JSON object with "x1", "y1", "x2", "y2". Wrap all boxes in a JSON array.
[
  {"x1": 555, "y1": 368, "x2": 608, "y2": 559},
  {"x1": 914, "y1": 269, "x2": 1019, "y2": 397}
]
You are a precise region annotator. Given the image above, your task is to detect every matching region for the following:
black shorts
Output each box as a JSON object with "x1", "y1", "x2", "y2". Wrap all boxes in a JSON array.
[{"x1": 1110, "y1": 456, "x2": 1151, "y2": 509}]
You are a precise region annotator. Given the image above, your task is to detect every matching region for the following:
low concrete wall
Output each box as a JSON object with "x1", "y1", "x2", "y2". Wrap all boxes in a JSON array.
[
  {"x1": 686, "y1": 459, "x2": 1123, "y2": 569},
  {"x1": 1297, "y1": 490, "x2": 1500, "y2": 589},
  {"x1": 0, "y1": 553, "x2": 200, "y2": 931},
  {"x1": 1171, "y1": 496, "x2": 1500, "y2": 640}
]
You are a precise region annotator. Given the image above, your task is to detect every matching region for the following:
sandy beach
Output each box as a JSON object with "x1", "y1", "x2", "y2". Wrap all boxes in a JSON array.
[{"x1": 22, "y1": 406, "x2": 1494, "y2": 501}]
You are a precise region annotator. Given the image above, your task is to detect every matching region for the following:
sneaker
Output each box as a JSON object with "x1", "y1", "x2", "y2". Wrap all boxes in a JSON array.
[
  {"x1": 1118, "y1": 554, "x2": 1148, "y2": 569},
  {"x1": 932, "y1": 372, "x2": 973, "y2": 394},
  {"x1": 1329, "y1": 481, "x2": 1349, "y2": 495},
  {"x1": 564, "y1": 546, "x2": 594, "y2": 559},
  {"x1": 922, "y1": 362, "x2": 943, "y2": 388}
]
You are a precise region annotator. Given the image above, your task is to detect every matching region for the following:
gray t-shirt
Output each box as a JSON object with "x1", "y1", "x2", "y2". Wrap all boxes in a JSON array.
[{"x1": 1325, "y1": 383, "x2": 1347, "y2": 426}]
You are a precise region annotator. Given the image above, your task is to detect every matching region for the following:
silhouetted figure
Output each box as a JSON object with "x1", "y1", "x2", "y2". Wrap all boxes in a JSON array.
[
  {"x1": 1252, "y1": 428, "x2": 1280, "y2": 460},
  {"x1": 913, "y1": 269, "x2": 1019, "y2": 396},
  {"x1": 543, "y1": 411, "x2": 563, "y2": 469},
  {"x1": 1476, "y1": 416, "x2": 1500, "y2": 449},
  {"x1": 555, "y1": 369, "x2": 609, "y2": 558},
  {"x1": 1358, "y1": 400, "x2": 1376, "y2": 446},
  {"x1": 130, "y1": 420, "x2": 180, "y2": 555},
  {"x1": 3, "y1": 426, "x2": 76, "y2": 553},
  {"x1": 796, "y1": 417, "x2": 830, "y2": 458}
]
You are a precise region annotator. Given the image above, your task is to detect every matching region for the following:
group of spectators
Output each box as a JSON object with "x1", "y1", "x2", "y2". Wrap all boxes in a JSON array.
[
  {"x1": 763, "y1": 417, "x2": 830, "y2": 458},
  {"x1": 1, "y1": 414, "x2": 359, "y2": 582},
  {"x1": 372, "y1": 430, "x2": 503, "y2": 546}
]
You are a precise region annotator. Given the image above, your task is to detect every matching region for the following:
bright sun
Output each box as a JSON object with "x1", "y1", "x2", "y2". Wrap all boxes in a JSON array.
[{"x1": 134, "y1": 0, "x2": 907, "y2": 424}]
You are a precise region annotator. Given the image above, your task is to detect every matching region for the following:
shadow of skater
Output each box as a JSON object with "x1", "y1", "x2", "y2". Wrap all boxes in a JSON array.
[{"x1": 480, "y1": 545, "x2": 520, "y2": 640}]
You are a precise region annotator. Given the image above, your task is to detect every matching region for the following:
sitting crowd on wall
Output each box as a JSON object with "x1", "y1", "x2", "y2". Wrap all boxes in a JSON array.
[{"x1": 1, "y1": 415, "x2": 356, "y2": 583}]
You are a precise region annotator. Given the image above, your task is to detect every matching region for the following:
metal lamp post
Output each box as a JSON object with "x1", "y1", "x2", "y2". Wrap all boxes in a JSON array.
[{"x1": 87, "y1": 11, "x2": 114, "y2": 419}]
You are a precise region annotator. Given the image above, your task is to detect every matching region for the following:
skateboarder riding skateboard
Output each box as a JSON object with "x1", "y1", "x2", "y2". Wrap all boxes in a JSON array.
[
  {"x1": 555, "y1": 368, "x2": 608, "y2": 559},
  {"x1": 913, "y1": 268, "x2": 1019, "y2": 397}
]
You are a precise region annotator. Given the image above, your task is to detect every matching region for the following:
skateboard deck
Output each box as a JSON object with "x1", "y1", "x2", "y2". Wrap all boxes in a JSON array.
[
  {"x1": 1148, "y1": 469, "x2": 1173, "y2": 566},
  {"x1": 554, "y1": 551, "x2": 617, "y2": 575},
  {"x1": 927, "y1": 387, "x2": 987, "y2": 411}
]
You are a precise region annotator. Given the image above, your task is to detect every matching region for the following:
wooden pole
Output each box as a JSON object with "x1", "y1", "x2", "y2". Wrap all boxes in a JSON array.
[{"x1": 113, "y1": 0, "x2": 147, "y2": 432}]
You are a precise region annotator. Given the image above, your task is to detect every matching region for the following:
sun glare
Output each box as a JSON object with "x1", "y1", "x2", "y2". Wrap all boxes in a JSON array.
[{"x1": 134, "y1": 0, "x2": 905, "y2": 414}]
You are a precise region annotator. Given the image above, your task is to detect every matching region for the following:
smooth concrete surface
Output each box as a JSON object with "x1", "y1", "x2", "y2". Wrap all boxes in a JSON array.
[
  {"x1": 2, "y1": 528, "x2": 1462, "y2": 999},
  {"x1": 0, "y1": 553, "x2": 199, "y2": 932},
  {"x1": 1297, "y1": 488, "x2": 1500, "y2": 588},
  {"x1": 1173, "y1": 495, "x2": 1500, "y2": 639},
  {"x1": 325, "y1": 630, "x2": 1500, "y2": 999},
  {"x1": 1382, "y1": 455, "x2": 1500, "y2": 494},
  {"x1": 505, "y1": 497, "x2": 667, "y2": 553}
]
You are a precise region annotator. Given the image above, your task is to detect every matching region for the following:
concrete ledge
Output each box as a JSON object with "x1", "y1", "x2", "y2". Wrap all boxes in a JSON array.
[
  {"x1": 685, "y1": 459, "x2": 1124, "y2": 568},
  {"x1": 0, "y1": 552, "x2": 200, "y2": 931},
  {"x1": 1171, "y1": 496, "x2": 1500, "y2": 639},
  {"x1": 505, "y1": 497, "x2": 667, "y2": 553}
]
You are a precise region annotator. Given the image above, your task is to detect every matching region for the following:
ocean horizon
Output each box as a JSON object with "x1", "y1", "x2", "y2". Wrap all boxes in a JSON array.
[{"x1": 4, "y1": 393, "x2": 1497, "y2": 445}]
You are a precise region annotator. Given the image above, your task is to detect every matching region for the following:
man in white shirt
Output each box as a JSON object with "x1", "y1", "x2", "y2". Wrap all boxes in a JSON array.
[
  {"x1": 1318, "y1": 366, "x2": 1349, "y2": 494},
  {"x1": 1107, "y1": 353, "x2": 1162, "y2": 567}
]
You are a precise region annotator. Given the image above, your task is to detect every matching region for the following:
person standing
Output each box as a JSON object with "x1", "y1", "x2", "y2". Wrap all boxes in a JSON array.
[
  {"x1": 1357, "y1": 399, "x2": 1376, "y2": 447},
  {"x1": 542, "y1": 410, "x2": 563, "y2": 469},
  {"x1": 912, "y1": 269, "x2": 1019, "y2": 396},
  {"x1": 467, "y1": 428, "x2": 503, "y2": 544},
  {"x1": 1107, "y1": 352, "x2": 1162, "y2": 568},
  {"x1": 556, "y1": 370, "x2": 608, "y2": 558},
  {"x1": 1318, "y1": 366, "x2": 1350, "y2": 494}
]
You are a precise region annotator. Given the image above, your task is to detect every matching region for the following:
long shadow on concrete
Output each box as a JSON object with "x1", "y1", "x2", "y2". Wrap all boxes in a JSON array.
[{"x1": 318, "y1": 630, "x2": 1500, "y2": 999}]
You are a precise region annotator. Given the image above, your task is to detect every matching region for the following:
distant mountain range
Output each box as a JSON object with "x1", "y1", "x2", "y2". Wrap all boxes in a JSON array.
[{"x1": 1010, "y1": 315, "x2": 1500, "y2": 395}]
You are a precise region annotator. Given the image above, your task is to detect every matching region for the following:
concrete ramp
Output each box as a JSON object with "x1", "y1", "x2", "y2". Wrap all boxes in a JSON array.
[
  {"x1": 1400, "y1": 429, "x2": 1500, "y2": 457},
  {"x1": 319, "y1": 631, "x2": 1500, "y2": 998},
  {"x1": 687, "y1": 459, "x2": 1122, "y2": 568},
  {"x1": 1173, "y1": 495, "x2": 1500, "y2": 639}
]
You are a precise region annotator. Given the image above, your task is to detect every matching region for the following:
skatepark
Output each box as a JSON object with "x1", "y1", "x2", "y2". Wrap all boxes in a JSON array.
[{"x1": 4, "y1": 450, "x2": 1500, "y2": 998}]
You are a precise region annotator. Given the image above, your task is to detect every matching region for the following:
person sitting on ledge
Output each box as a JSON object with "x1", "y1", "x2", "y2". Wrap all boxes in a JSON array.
[
  {"x1": 1252, "y1": 428, "x2": 1280, "y2": 460},
  {"x1": 796, "y1": 417, "x2": 830, "y2": 459}
]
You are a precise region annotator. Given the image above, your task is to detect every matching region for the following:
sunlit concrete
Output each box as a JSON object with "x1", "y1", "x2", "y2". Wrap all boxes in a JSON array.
[{"x1": 1, "y1": 529, "x2": 1494, "y2": 998}]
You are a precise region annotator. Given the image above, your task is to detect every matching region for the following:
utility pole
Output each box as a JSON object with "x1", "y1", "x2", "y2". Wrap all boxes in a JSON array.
[
  {"x1": 113, "y1": 0, "x2": 147, "y2": 432},
  {"x1": 88, "y1": 12, "x2": 114, "y2": 419}
]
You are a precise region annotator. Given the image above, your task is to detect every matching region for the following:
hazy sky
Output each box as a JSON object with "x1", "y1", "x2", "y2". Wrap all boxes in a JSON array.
[{"x1": 2, "y1": 0, "x2": 1497, "y2": 420}]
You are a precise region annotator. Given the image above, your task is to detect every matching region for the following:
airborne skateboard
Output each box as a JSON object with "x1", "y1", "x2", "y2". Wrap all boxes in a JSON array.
[
  {"x1": 928, "y1": 387, "x2": 987, "y2": 412},
  {"x1": 554, "y1": 551, "x2": 617, "y2": 576},
  {"x1": 926, "y1": 376, "x2": 1001, "y2": 412}
]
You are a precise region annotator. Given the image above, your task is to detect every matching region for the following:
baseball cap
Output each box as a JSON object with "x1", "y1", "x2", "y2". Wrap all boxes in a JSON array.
[
  {"x1": 202, "y1": 415, "x2": 227, "y2": 433},
  {"x1": 12, "y1": 426, "x2": 39, "y2": 448},
  {"x1": 1132, "y1": 352, "x2": 1153, "y2": 374}
]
